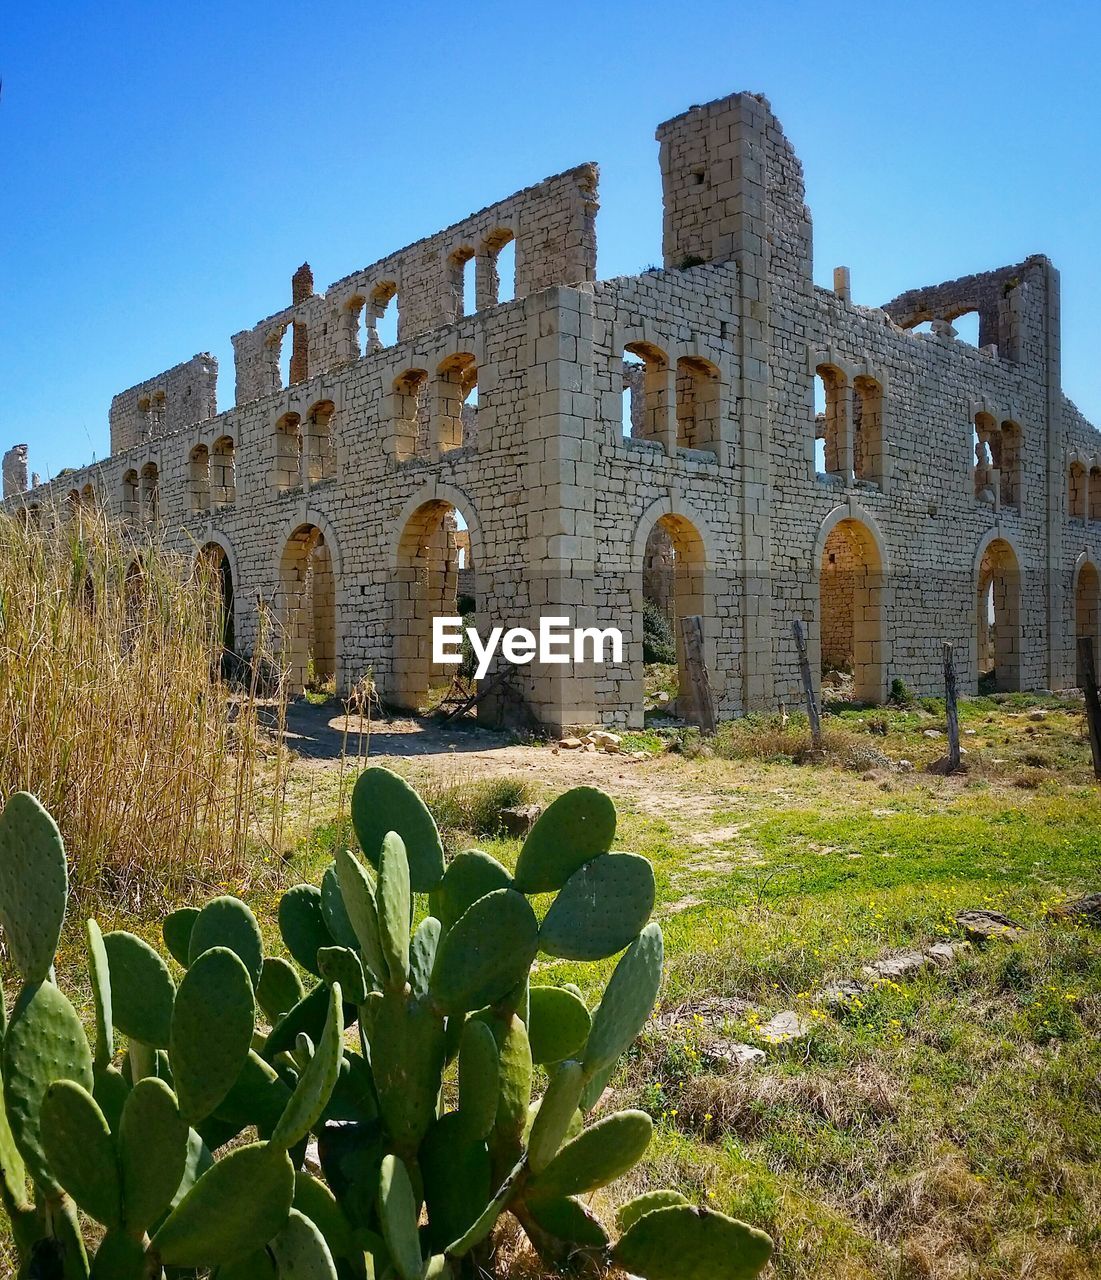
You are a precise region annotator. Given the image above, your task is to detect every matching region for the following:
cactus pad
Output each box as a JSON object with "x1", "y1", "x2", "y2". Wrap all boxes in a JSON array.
[
  {"x1": 170, "y1": 946, "x2": 255, "y2": 1123},
  {"x1": 491, "y1": 1013, "x2": 532, "y2": 1149},
  {"x1": 612, "y1": 1204, "x2": 773, "y2": 1280},
  {"x1": 152, "y1": 1141, "x2": 295, "y2": 1268},
  {"x1": 583, "y1": 922, "x2": 663, "y2": 1077},
  {"x1": 117, "y1": 1075, "x2": 189, "y2": 1234},
  {"x1": 420, "y1": 1111, "x2": 491, "y2": 1250},
  {"x1": 410, "y1": 916, "x2": 441, "y2": 998},
  {"x1": 368, "y1": 993, "x2": 446, "y2": 1153},
  {"x1": 377, "y1": 832, "x2": 411, "y2": 989},
  {"x1": 40, "y1": 1078, "x2": 122, "y2": 1227},
  {"x1": 272, "y1": 982, "x2": 343, "y2": 1150},
  {"x1": 378, "y1": 1154, "x2": 423, "y2": 1280},
  {"x1": 527, "y1": 1060, "x2": 584, "y2": 1173},
  {"x1": 102, "y1": 930, "x2": 177, "y2": 1048},
  {"x1": 525, "y1": 1194, "x2": 608, "y2": 1248},
  {"x1": 316, "y1": 946, "x2": 366, "y2": 1004},
  {"x1": 85, "y1": 918, "x2": 114, "y2": 1070},
  {"x1": 268, "y1": 1207, "x2": 339, "y2": 1280},
  {"x1": 351, "y1": 766, "x2": 444, "y2": 891},
  {"x1": 430, "y1": 850, "x2": 511, "y2": 932},
  {"x1": 3, "y1": 979, "x2": 94, "y2": 1191},
  {"x1": 188, "y1": 896, "x2": 264, "y2": 987},
  {"x1": 0, "y1": 791, "x2": 69, "y2": 984},
  {"x1": 162, "y1": 907, "x2": 199, "y2": 968},
  {"x1": 512, "y1": 787, "x2": 616, "y2": 894},
  {"x1": 334, "y1": 848, "x2": 387, "y2": 985},
  {"x1": 257, "y1": 956, "x2": 305, "y2": 1023},
  {"x1": 539, "y1": 853, "x2": 655, "y2": 961},
  {"x1": 527, "y1": 1109, "x2": 652, "y2": 1199},
  {"x1": 429, "y1": 889, "x2": 538, "y2": 1015},
  {"x1": 320, "y1": 862, "x2": 358, "y2": 950},
  {"x1": 279, "y1": 884, "x2": 334, "y2": 977},
  {"x1": 615, "y1": 1189, "x2": 689, "y2": 1235},
  {"x1": 457, "y1": 1019, "x2": 499, "y2": 1141},
  {"x1": 528, "y1": 985, "x2": 591, "y2": 1064}
]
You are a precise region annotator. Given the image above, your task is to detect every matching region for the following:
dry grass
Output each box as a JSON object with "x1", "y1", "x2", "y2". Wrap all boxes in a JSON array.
[{"x1": 0, "y1": 507, "x2": 287, "y2": 907}]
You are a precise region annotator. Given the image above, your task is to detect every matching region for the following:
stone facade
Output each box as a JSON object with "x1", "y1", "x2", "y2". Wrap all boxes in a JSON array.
[{"x1": 7, "y1": 90, "x2": 1101, "y2": 732}]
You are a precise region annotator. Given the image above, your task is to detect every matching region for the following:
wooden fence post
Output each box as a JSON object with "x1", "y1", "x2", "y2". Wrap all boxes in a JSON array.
[
  {"x1": 944, "y1": 642, "x2": 961, "y2": 773},
  {"x1": 1079, "y1": 637, "x2": 1101, "y2": 781},
  {"x1": 680, "y1": 615, "x2": 716, "y2": 735},
  {"x1": 791, "y1": 620, "x2": 822, "y2": 748}
]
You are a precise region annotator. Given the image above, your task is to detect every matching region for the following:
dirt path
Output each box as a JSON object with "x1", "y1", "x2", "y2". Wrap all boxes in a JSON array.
[{"x1": 278, "y1": 701, "x2": 724, "y2": 822}]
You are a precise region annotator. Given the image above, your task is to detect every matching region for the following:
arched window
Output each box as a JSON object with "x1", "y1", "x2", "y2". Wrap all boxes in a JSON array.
[
  {"x1": 998, "y1": 421, "x2": 1022, "y2": 511},
  {"x1": 80, "y1": 482, "x2": 96, "y2": 511},
  {"x1": 675, "y1": 357, "x2": 720, "y2": 456},
  {"x1": 622, "y1": 343, "x2": 669, "y2": 447},
  {"x1": 815, "y1": 365, "x2": 848, "y2": 479},
  {"x1": 853, "y1": 376, "x2": 884, "y2": 485},
  {"x1": 121, "y1": 470, "x2": 139, "y2": 522},
  {"x1": 275, "y1": 413, "x2": 303, "y2": 493},
  {"x1": 1069, "y1": 461, "x2": 1087, "y2": 521},
  {"x1": 367, "y1": 283, "x2": 399, "y2": 351},
  {"x1": 391, "y1": 370, "x2": 429, "y2": 463},
  {"x1": 477, "y1": 230, "x2": 516, "y2": 308},
  {"x1": 436, "y1": 354, "x2": 477, "y2": 457},
  {"x1": 448, "y1": 248, "x2": 476, "y2": 320},
  {"x1": 189, "y1": 444, "x2": 211, "y2": 514},
  {"x1": 974, "y1": 414, "x2": 998, "y2": 503},
  {"x1": 305, "y1": 401, "x2": 336, "y2": 485},
  {"x1": 140, "y1": 462, "x2": 159, "y2": 526},
  {"x1": 212, "y1": 436, "x2": 236, "y2": 506},
  {"x1": 1091, "y1": 466, "x2": 1101, "y2": 524}
]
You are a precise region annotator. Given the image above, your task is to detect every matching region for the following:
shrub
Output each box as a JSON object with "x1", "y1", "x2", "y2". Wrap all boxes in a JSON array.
[
  {"x1": 420, "y1": 773, "x2": 533, "y2": 836},
  {"x1": 643, "y1": 600, "x2": 677, "y2": 665},
  {"x1": 0, "y1": 510, "x2": 283, "y2": 906},
  {"x1": 0, "y1": 777, "x2": 775, "y2": 1279},
  {"x1": 889, "y1": 677, "x2": 914, "y2": 707}
]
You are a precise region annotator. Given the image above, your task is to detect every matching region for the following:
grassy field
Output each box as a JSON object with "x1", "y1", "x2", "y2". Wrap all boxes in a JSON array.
[{"x1": 4, "y1": 691, "x2": 1099, "y2": 1278}]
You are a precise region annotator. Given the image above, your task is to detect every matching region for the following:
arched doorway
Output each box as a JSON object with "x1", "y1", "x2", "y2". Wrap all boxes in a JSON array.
[
  {"x1": 1075, "y1": 560, "x2": 1100, "y2": 688},
  {"x1": 392, "y1": 497, "x2": 478, "y2": 712},
  {"x1": 818, "y1": 517, "x2": 887, "y2": 704},
  {"x1": 197, "y1": 542, "x2": 236, "y2": 653},
  {"x1": 976, "y1": 538, "x2": 1022, "y2": 693},
  {"x1": 637, "y1": 511, "x2": 710, "y2": 723},
  {"x1": 278, "y1": 524, "x2": 337, "y2": 695}
]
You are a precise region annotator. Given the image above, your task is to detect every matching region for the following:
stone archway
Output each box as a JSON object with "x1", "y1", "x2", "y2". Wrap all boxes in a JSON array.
[
  {"x1": 816, "y1": 514, "x2": 888, "y2": 704},
  {"x1": 278, "y1": 524, "x2": 337, "y2": 694},
  {"x1": 1074, "y1": 558, "x2": 1100, "y2": 688},
  {"x1": 196, "y1": 540, "x2": 236, "y2": 652},
  {"x1": 975, "y1": 536, "x2": 1023, "y2": 693}
]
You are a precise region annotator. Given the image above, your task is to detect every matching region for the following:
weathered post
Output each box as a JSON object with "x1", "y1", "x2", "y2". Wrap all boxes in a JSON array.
[
  {"x1": 791, "y1": 620, "x2": 822, "y2": 749},
  {"x1": 1078, "y1": 637, "x2": 1101, "y2": 781},
  {"x1": 680, "y1": 615, "x2": 716, "y2": 735},
  {"x1": 944, "y1": 642, "x2": 961, "y2": 773}
]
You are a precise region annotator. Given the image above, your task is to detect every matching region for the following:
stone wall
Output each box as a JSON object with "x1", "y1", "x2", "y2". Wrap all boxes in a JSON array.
[{"x1": 7, "y1": 90, "x2": 1101, "y2": 732}]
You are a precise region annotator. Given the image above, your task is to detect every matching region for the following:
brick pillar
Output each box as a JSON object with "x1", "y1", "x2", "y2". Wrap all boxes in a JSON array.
[{"x1": 290, "y1": 263, "x2": 313, "y2": 385}]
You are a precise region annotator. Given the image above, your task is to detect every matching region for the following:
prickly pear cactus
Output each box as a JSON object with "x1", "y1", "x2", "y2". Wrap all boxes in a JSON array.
[{"x1": 0, "y1": 778, "x2": 774, "y2": 1280}]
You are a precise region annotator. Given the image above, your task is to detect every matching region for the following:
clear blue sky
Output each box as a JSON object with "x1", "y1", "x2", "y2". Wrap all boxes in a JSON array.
[{"x1": 3, "y1": 1, "x2": 1099, "y2": 479}]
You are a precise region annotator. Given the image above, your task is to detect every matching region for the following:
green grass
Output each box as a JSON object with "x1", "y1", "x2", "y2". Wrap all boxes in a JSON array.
[{"x1": 4, "y1": 694, "x2": 1099, "y2": 1278}]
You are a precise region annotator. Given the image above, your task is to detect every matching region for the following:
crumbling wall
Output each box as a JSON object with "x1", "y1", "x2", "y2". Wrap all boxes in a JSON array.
[
  {"x1": 231, "y1": 165, "x2": 599, "y2": 407},
  {"x1": 2, "y1": 445, "x2": 28, "y2": 498},
  {"x1": 109, "y1": 355, "x2": 218, "y2": 453}
]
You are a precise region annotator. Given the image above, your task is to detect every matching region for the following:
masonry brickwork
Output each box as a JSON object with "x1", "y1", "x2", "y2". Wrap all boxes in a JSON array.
[{"x1": 7, "y1": 91, "x2": 1101, "y2": 732}]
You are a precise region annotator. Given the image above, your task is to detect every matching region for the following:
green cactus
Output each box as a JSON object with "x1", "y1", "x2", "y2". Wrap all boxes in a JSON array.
[
  {"x1": 169, "y1": 946, "x2": 255, "y2": 1123},
  {"x1": 429, "y1": 889, "x2": 538, "y2": 1014},
  {"x1": 0, "y1": 779, "x2": 774, "y2": 1280},
  {"x1": 512, "y1": 785, "x2": 616, "y2": 893},
  {"x1": 0, "y1": 791, "x2": 69, "y2": 984},
  {"x1": 612, "y1": 1203, "x2": 774, "y2": 1280},
  {"x1": 102, "y1": 930, "x2": 176, "y2": 1048},
  {"x1": 188, "y1": 895, "x2": 264, "y2": 987},
  {"x1": 351, "y1": 766, "x2": 445, "y2": 891},
  {"x1": 539, "y1": 852, "x2": 657, "y2": 960},
  {"x1": 527, "y1": 984, "x2": 591, "y2": 1064}
]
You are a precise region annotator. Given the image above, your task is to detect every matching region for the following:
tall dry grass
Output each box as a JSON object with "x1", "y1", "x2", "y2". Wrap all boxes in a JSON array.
[{"x1": 0, "y1": 506, "x2": 285, "y2": 908}]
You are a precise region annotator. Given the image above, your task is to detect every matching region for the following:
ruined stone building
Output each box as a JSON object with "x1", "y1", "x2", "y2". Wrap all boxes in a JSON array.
[{"x1": 5, "y1": 91, "x2": 1101, "y2": 731}]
